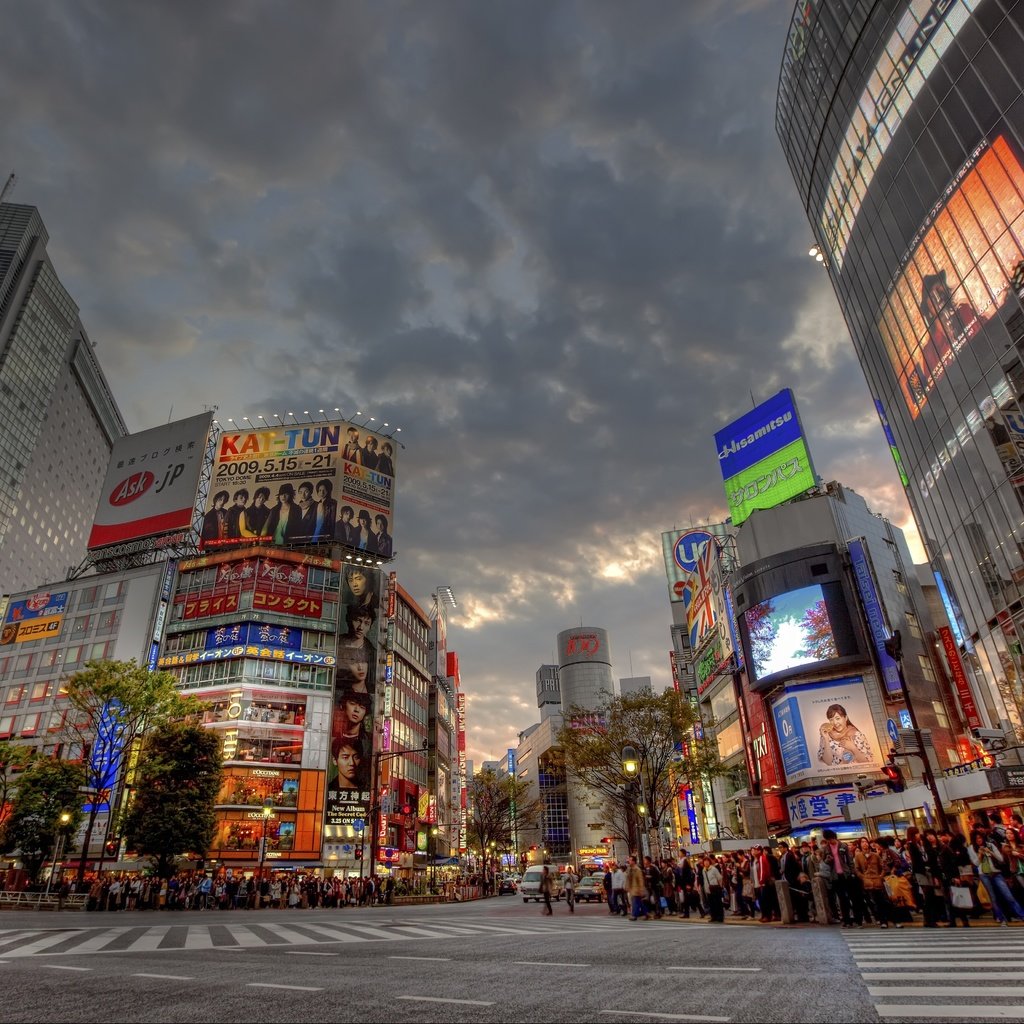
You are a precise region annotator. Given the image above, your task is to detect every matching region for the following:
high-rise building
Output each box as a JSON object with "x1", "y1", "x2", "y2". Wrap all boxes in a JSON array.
[
  {"x1": 776, "y1": 3, "x2": 1024, "y2": 742},
  {"x1": 0, "y1": 203, "x2": 126, "y2": 594}
]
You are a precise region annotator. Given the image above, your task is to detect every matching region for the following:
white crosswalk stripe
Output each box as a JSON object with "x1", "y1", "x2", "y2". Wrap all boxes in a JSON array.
[
  {"x1": 845, "y1": 929, "x2": 1024, "y2": 1019},
  {"x1": 0, "y1": 916, "x2": 609, "y2": 959}
]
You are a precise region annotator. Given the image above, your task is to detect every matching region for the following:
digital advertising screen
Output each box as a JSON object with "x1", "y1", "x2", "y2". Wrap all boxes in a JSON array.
[
  {"x1": 202, "y1": 419, "x2": 397, "y2": 557},
  {"x1": 714, "y1": 389, "x2": 817, "y2": 525},
  {"x1": 744, "y1": 583, "x2": 837, "y2": 682},
  {"x1": 88, "y1": 412, "x2": 213, "y2": 549},
  {"x1": 879, "y1": 135, "x2": 1024, "y2": 418}
]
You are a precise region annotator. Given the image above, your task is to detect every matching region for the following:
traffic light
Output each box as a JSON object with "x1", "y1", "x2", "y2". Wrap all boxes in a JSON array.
[
  {"x1": 401, "y1": 803, "x2": 413, "y2": 816},
  {"x1": 354, "y1": 844, "x2": 364, "y2": 859},
  {"x1": 883, "y1": 630, "x2": 903, "y2": 662},
  {"x1": 104, "y1": 840, "x2": 119, "y2": 857},
  {"x1": 881, "y1": 757, "x2": 905, "y2": 793}
]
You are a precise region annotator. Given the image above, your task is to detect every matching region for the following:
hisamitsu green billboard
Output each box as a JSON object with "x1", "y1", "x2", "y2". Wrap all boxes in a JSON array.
[{"x1": 714, "y1": 389, "x2": 817, "y2": 525}]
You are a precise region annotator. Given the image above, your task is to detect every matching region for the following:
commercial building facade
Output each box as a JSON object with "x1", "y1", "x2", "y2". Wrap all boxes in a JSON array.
[
  {"x1": 0, "y1": 203, "x2": 126, "y2": 594},
  {"x1": 777, "y1": 1, "x2": 1024, "y2": 741}
]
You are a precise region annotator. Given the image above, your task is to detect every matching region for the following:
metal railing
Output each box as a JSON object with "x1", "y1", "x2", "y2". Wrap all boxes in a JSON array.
[{"x1": 0, "y1": 891, "x2": 88, "y2": 911}]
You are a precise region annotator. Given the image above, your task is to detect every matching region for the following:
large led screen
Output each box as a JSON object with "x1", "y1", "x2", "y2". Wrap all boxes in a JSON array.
[
  {"x1": 879, "y1": 135, "x2": 1024, "y2": 418},
  {"x1": 714, "y1": 389, "x2": 817, "y2": 525},
  {"x1": 744, "y1": 583, "x2": 836, "y2": 682},
  {"x1": 202, "y1": 420, "x2": 397, "y2": 556}
]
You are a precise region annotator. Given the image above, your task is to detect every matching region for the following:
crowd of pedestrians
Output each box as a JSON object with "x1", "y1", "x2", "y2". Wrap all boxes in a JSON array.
[{"x1": 596, "y1": 811, "x2": 1024, "y2": 927}]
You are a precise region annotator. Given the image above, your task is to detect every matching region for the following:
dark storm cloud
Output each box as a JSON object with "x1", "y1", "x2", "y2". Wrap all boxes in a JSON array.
[{"x1": 0, "y1": 0, "x2": 911, "y2": 762}]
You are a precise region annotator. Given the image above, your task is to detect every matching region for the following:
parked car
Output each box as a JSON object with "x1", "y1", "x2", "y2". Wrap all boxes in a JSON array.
[
  {"x1": 576, "y1": 876, "x2": 604, "y2": 902},
  {"x1": 518, "y1": 865, "x2": 563, "y2": 902}
]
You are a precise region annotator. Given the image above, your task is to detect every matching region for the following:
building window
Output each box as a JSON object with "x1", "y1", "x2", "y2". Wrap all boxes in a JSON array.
[
  {"x1": 918, "y1": 654, "x2": 936, "y2": 683},
  {"x1": 904, "y1": 611, "x2": 922, "y2": 639},
  {"x1": 30, "y1": 681, "x2": 51, "y2": 702}
]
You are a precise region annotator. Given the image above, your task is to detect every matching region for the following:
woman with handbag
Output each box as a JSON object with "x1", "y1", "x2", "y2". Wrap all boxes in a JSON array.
[
  {"x1": 969, "y1": 828, "x2": 1024, "y2": 925},
  {"x1": 905, "y1": 826, "x2": 943, "y2": 926},
  {"x1": 939, "y1": 833, "x2": 973, "y2": 927}
]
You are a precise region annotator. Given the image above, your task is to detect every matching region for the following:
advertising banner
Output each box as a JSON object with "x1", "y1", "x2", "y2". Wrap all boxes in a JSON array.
[
  {"x1": 786, "y1": 785, "x2": 860, "y2": 830},
  {"x1": 879, "y1": 135, "x2": 1024, "y2": 418},
  {"x1": 205, "y1": 623, "x2": 302, "y2": 651},
  {"x1": 89, "y1": 412, "x2": 212, "y2": 549},
  {"x1": 324, "y1": 565, "x2": 384, "y2": 841},
  {"x1": 847, "y1": 538, "x2": 902, "y2": 695},
  {"x1": 713, "y1": 390, "x2": 816, "y2": 525},
  {"x1": 938, "y1": 625, "x2": 982, "y2": 729},
  {"x1": 683, "y1": 534, "x2": 720, "y2": 649},
  {"x1": 770, "y1": 676, "x2": 883, "y2": 785},
  {"x1": 201, "y1": 420, "x2": 397, "y2": 555},
  {"x1": 1, "y1": 590, "x2": 68, "y2": 645},
  {"x1": 662, "y1": 528, "x2": 713, "y2": 604}
]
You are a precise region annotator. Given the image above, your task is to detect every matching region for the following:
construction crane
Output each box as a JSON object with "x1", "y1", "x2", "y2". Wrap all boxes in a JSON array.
[{"x1": 0, "y1": 173, "x2": 16, "y2": 204}]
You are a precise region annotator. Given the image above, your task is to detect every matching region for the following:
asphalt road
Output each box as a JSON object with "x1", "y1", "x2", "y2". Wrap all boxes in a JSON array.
[{"x1": 0, "y1": 895, "x2": 1021, "y2": 1022}]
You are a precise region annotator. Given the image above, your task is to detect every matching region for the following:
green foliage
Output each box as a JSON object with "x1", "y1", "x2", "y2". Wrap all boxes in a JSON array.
[
  {"x1": 0, "y1": 757, "x2": 84, "y2": 884},
  {"x1": 0, "y1": 741, "x2": 35, "y2": 831},
  {"x1": 467, "y1": 768, "x2": 542, "y2": 861},
  {"x1": 61, "y1": 659, "x2": 202, "y2": 882},
  {"x1": 122, "y1": 722, "x2": 222, "y2": 879},
  {"x1": 556, "y1": 689, "x2": 721, "y2": 854}
]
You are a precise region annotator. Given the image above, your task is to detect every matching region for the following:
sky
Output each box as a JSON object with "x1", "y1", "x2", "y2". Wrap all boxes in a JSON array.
[{"x1": 0, "y1": 0, "x2": 921, "y2": 768}]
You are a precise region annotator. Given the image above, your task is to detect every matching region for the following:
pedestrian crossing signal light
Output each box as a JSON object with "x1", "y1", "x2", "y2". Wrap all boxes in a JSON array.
[
  {"x1": 401, "y1": 803, "x2": 413, "y2": 816},
  {"x1": 104, "y1": 840, "x2": 118, "y2": 857},
  {"x1": 881, "y1": 760, "x2": 905, "y2": 793}
]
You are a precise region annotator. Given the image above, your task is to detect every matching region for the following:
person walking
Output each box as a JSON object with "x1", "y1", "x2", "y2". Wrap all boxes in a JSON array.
[
  {"x1": 612, "y1": 862, "x2": 628, "y2": 916},
  {"x1": 626, "y1": 856, "x2": 649, "y2": 921},
  {"x1": 540, "y1": 866, "x2": 554, "y2": 916},
  {"x1": 563, "y1": 867, "x2": 578, "y2": 913}
]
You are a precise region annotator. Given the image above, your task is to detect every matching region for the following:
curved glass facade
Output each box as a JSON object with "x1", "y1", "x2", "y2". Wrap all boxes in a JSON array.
[{"x1": 777, "y1": 0, "x2": 1024, "y2": 736}]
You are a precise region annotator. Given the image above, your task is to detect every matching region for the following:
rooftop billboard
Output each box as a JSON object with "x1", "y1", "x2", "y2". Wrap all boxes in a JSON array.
[
  {"x1": 88, "y1": 412, "x2": 213, "y2": 549},
  {"x1": 201, "y1": 420, "x2": 397, "y2": 557},
  {"x1": 713, "y1": 389, "x2": 816, "y2": 525}
]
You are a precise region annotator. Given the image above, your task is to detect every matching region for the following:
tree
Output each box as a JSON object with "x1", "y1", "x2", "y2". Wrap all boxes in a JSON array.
[
  {"x1": 556, "y1": 689, "x2": 721, "y2": 859},
  {"x1": 122, "y1": 721, "x2": 222, "y2": 880},
  {"x1": 801, "y1": 599, "x2": 837, "y2": 660},
  {"x1": 0, "y1": 741, "x2": 35, "y2": 833},
  {"x1": 745, "y1": 600, "x2": 776, "y2": 678},
  {"x1": 0, "y1": 757, "x2": 84, "y2": 885},
  {"x1": 467, "y1": 769, "x2": 542, "y2": 877},
  {"x1": 60, "y1": 659, "x2": 201, "y2": 884}
]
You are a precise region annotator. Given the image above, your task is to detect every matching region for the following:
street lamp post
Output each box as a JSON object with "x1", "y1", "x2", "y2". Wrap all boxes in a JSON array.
[
  {"x1": 621, "y1": 745, "x2": 641, "y2": 859},
  {"x1": 258, "y1": 797, "x2": 273, "y2": 878},
  {"x1": 44, "y1": 812, "x2": 72, "y2": 898}
]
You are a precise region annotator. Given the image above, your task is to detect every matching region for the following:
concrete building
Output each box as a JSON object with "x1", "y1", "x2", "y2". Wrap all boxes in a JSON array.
[
  {"x1": 0, "y1": 204, "x2": 126, "y2": 595},
  {"x1": 619, "y1": 676, "x2": 652, "y2": 697}
]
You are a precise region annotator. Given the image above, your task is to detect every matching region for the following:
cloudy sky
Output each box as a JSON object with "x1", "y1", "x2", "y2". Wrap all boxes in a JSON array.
[{"x1": 2, "y1": 0, "x2": 917, "y2": 766}]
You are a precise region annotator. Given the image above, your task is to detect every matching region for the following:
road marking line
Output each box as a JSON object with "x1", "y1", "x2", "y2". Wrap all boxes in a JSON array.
[
  {"x1": 864, "y1": 971, "x2": 1024, "y2": 980},
  {"x1": 389, "y1": 956, "x2": 451, "y2": 961},
  {"x1": 247, "y1": 983, "x2": 323, "y2": 992},
  {"x1": 132, "y1": 973, "x2": 194, "y2": 981},
  {"x1": 875, "y1": 1006, "x2": 1024, "y2": 1019},
  {"x1": 668, "y1": 967, "x2": 761, "y2": 973},
  {"x1": 870, "y1": 985, "x2": 1024, "y2": 996},
  {"x1": 511, "y1": 961, "x2": 589, "y2": 967},
  {"x1": 286, "y1": 951, "x2": 339, "y2": 957},
  {"x1": 397, "y1": 996, "x2": 495, "y2": 1006},
  {"x1": 598, "y1": 1012, "x2": 730, "y2": 1022},
  {"x1": 44, "y1": 965, "x2": 91, "y2": 971},
  {"x1": 861, "y1": 960, "x2": 1024, "y2": 968}
]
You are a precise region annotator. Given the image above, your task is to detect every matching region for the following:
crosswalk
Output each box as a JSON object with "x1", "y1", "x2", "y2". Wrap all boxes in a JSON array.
[
  {"x1": 0, "y1": 915, "x2": 618, "y2": 960},
  {"x1": 845, "y1": 928, "x2": 1024, "y2": 1020}
]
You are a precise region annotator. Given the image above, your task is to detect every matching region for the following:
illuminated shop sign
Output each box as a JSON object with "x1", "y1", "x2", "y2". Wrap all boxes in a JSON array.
[
  {"x1": 206, "y1": 623, "x2": 302, "y2": 651},
  {"x1": 158, "y1": 646, "x2": 335, "y2": 668},
  {"x1": 874, "y1": 400, "x2": 909, "y2": 488},
  {"x1": 1, "y1": 590, "x2": 68, "y2": 645},
  {"x1": 846, "y1": 539, "x2": 902, "y2": 695}
]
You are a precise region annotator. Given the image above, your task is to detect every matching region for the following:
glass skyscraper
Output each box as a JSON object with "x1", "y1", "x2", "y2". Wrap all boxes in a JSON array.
[
  {"x1": 0, "y1": 203, "x2": 125, "y2": 593},
  {"x1": 777, "y1": 1, "x2": 1024, "y2": 737}
]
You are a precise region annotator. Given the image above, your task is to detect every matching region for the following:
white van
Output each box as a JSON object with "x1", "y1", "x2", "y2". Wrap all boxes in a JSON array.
[{"x1": 518, "y1": 865, "x2": 562, "y2": 903}]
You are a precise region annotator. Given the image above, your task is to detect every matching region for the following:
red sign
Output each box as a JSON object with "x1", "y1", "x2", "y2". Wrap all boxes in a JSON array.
[
  {"x1": 938, "y1": 626, "x2": 982, "y2": 729},
  {"x1": 180, "y1": 591, "x2": 240, "y2": 620},
  {"x1": 565, "y1": 632, "x2": 600, "y2": 657},
  {"x1": 252, "y1": 588, "x2": 322, "y2": 618}
]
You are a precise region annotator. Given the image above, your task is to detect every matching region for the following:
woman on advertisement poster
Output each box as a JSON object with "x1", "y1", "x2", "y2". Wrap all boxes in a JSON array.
[{"x1": 817, "y1": 703, "x2": 873, "y2": 767}]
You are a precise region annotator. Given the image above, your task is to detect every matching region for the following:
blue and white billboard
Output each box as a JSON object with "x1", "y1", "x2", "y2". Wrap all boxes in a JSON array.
[
  {"x1": 847, "y1": 538, "x2": 902, "y2": 695},
  {"x1": 205, "y1": 622, "x2": 302, "y2": 651}
]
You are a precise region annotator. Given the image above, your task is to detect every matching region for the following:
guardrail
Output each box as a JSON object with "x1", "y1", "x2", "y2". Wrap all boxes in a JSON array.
[{"x1": 0, "y1": 891, "x2": 88, "y2": 911}]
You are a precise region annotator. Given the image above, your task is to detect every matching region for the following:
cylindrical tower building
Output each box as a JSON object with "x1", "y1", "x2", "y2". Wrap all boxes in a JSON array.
[
  {"x1": 777, "y1": 1, "x2": 1024, "y2": 740},
  {"x1": 557, "y1": 627, "x2": 616, "y2": 865}
]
